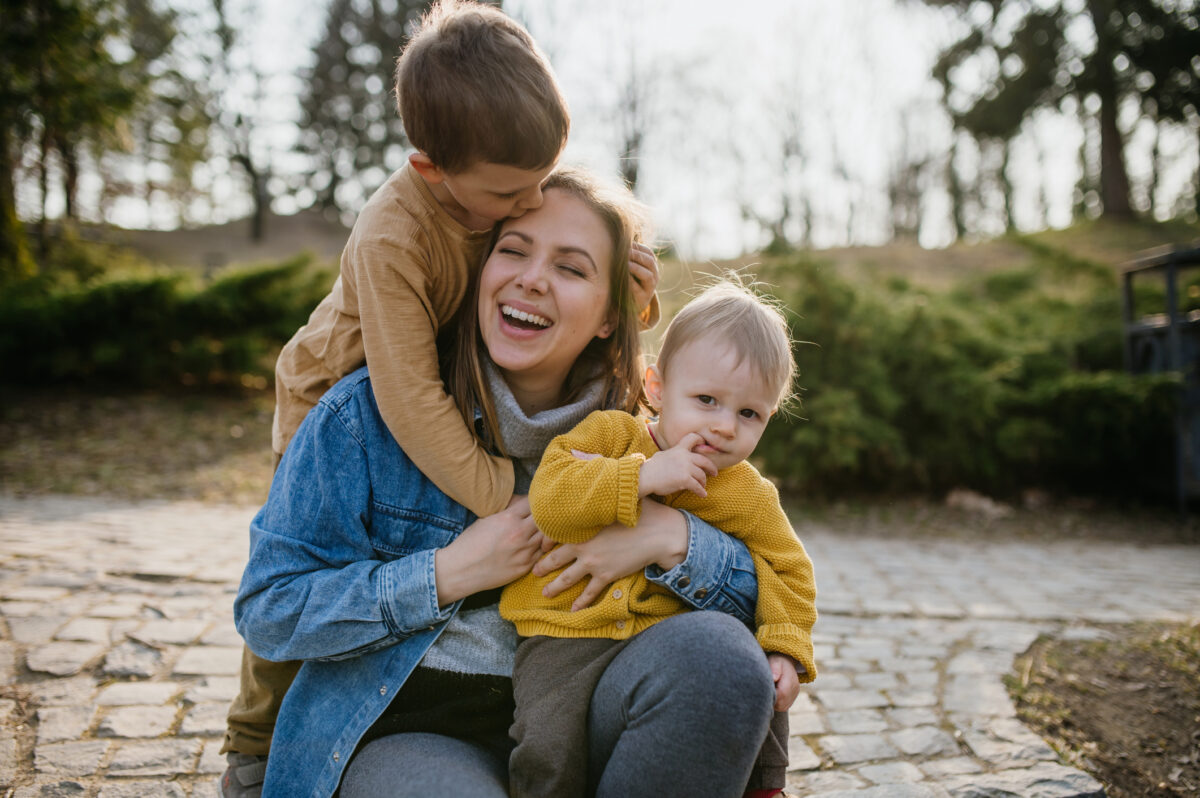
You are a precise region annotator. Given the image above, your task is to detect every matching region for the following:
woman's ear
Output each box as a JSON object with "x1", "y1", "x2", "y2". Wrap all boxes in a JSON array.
[
  {"x1": 595, "y1": 313, "x2": 616, "y2": 340},
  {"x1": 644, "y1": 363, "x2": 664, "y2": 410},
  {"x1": 408, "y1": 152, "x2": 446, "y2": 184}
]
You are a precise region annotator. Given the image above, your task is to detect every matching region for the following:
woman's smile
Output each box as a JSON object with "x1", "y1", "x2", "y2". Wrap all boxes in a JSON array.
[{"x1": 499, "y1": 301, "x2": 553, "y2": 331}]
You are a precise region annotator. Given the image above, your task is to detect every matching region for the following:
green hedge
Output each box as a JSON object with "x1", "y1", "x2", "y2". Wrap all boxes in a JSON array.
[
  {"x1": 1, "y1": 235, "x2": 1179, "y2": 501},
  {"x1": 0, "y1": 250, "x2": 335, "y2": 388},
  {"x1": 753, "y1": 243, "x2": 1178, "y2": 500}
]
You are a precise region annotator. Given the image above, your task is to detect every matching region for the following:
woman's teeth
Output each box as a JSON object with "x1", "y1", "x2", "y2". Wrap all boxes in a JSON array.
[{"x1": 501, "y1": 305, "x2": 551, "y2": 328}]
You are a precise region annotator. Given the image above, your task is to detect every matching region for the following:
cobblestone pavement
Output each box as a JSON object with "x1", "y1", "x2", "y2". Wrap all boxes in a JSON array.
[{"x1": 1, "y1": 494, "x2": 1198, "y2": 797}]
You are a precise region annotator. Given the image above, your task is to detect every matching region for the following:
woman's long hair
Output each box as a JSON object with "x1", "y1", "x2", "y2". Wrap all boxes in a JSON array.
[{"x1": 444, "y1": 166, "x2": 650, "y2": 455}]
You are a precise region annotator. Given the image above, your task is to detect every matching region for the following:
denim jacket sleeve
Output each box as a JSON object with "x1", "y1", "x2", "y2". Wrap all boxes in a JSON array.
[
  {"x1": 233, "y1": 397, "x2": 458, "y2": 663},
  {"x1": 645, "y1": 509, "x2": 758, "y2": 627}
]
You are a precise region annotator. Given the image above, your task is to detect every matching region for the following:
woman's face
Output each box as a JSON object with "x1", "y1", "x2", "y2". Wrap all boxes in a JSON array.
[{"x1": 478, "y1": 188, "x2": 616, "y2": 401}]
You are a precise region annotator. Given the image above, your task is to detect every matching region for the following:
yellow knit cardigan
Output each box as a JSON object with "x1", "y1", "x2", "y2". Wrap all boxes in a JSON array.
[{"x1": 499, "y1": 410, "x2": 817, "y2": 681}]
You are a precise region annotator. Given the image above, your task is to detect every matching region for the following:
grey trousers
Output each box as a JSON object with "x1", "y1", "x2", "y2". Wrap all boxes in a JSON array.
[
  {"x1": 512, "y1": 611, "x2": 780, "y2": 798},
  {"x1": 341, "y1": 612, "x2": 776, "y2": 798}
]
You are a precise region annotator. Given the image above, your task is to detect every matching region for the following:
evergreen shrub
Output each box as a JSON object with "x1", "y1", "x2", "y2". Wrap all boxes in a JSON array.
[
  {"x1": 0, "y1": 248, "x2": 334, "y2": 388},
  {"x1": 752, "y1": 246, "x2": 1177, "y2": 500}
]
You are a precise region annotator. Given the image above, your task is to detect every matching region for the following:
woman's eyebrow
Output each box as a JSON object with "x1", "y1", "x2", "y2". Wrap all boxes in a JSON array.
[
  {"x1": 554, "y1": 246, "x2": 597, "y2": 272},
  {"x1": 498, "y1": 230, "x2": 532, "y2": 244}
]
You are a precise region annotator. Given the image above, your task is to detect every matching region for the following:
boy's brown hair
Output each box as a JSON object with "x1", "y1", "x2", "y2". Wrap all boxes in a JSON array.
[
  {"x1": 396, "y1": 0, "x2": 569, "y2": 175},
  {"x1": 656, "y1": 278, "x2": 796, "y2": 412}
]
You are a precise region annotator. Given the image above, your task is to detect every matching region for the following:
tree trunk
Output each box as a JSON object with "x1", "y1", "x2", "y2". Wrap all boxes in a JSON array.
[
  {"x1": 947, "y1": 134, "x2": 966, "y2": 241},
  {"x1": 233, "y1": 152, "x2": 267, "y2": 242},
  {"x1": 1000, "y1": 139, "x2": 1015, "y2": 232},
  {"x1": 37, "y1": 123, "x2": 50, "y2": 258},
  {"x1": 57, "y1": 136, "x2": 79, "y2": 221},
  {"x1": 1087, "y1": 0, "x2": 1133, "y2": 218},
  {"x1": 0, "y1": 122, "x2": 35, "y2": 283},
  {"x1": 1194, "y1": 131, "x2": 1200, "y2": 220}
]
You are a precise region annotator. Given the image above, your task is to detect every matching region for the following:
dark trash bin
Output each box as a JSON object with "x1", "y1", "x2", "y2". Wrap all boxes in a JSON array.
[{"x1": 1122, "y1": 244, "x2": 1200, "y2": 510}]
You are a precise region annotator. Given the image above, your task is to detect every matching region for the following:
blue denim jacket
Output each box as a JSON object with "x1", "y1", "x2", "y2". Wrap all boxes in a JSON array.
[{"x1": 234, "y1": 367, "x2": 759, "y2": 798}]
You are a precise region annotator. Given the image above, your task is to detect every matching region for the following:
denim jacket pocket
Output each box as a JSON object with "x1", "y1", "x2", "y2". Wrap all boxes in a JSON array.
[{"x1": 369, "y1": 501, "x2": 463, "y2": 558}]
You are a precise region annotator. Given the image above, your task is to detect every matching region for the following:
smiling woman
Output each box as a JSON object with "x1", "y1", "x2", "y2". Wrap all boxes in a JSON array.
[{"x1": 232, "y1": 164, "x2": 774, "y2": 797}]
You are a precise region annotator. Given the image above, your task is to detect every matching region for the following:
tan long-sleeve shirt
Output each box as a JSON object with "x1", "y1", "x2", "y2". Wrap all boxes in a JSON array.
[{"x1": 272, "y1": 162, "x2": 514, "y2": 517}]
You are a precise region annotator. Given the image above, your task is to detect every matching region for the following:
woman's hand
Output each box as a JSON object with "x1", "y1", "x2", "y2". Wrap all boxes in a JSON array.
[
  {"x1": 434, "y1": 495, "x2": 543, "y2": 606},
  {"x1": 532, "y1": 499, "x2": 689, "y2": 611},
  {"x1": 767, "y1": 653, "x2": 801, "y2": 711}
]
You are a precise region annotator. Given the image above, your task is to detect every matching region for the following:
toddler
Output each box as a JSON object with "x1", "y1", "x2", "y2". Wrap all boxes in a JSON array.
[{"x1": 501, "y1": 279, "x2": 818, "y2": 798}]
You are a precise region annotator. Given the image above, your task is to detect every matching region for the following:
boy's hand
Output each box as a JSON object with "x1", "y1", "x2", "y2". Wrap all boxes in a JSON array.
[
  {"x1": 638, "y1": 432, "x2": 717, "y2": 498},
  {"x1": 767, "y1": 652, "x2": 801, "y2": 711},
  {"x1": 629, "y1": 242, "x2": 659, "y2": 316}
]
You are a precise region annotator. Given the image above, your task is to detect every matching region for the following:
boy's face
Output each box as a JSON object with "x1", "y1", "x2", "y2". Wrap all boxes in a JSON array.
[
  {"x1": 414, "y1": 153, "x2": 558, "y2": 231},
  {"x1": 646, "y1": 338, "x2": 777, "y2": 472}
]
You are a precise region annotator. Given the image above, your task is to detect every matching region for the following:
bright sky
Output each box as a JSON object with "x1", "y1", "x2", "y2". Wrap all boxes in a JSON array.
[
  {"x1": 59, "y1": 0, "x2": 1199, "y2": 257},
  {"x1": 238, "y1": 0, "x2": 969, "y2": 255}
]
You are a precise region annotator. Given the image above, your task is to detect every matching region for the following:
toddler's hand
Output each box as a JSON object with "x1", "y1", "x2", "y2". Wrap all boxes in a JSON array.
[
  {"x1": 638, "y1": 432, "x2": 717, "y2": 498},
  {"x1": 767, "y1": 653, "x2": 801, "y2": 711}
]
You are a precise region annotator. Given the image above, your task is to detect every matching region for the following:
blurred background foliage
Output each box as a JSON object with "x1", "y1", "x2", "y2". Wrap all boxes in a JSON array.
[{"x1": 2, "y1": 0, "x2": 1200, "y2": 506}]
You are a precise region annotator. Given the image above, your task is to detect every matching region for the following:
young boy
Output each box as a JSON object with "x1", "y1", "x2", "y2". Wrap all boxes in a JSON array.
[
  {"x1": 500, "y1": 279, "x2": 818, "y2": 798},
  {"x1": 220, "y1": 2, "x2": 658, "y2": 795}
]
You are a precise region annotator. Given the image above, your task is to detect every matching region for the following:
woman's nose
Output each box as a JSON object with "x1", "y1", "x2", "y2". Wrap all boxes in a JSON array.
[{"x1": 515, "y1": 260, "x2": 549, "y2": 292}]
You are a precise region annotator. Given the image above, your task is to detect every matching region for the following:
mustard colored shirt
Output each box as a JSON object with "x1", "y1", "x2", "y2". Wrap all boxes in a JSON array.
[{"x1": 499, "y1": 409, "x2": 817, "y2": 680}]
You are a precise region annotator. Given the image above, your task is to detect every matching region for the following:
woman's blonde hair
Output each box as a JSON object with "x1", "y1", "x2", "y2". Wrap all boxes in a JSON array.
[{"x1": 445, "y1": 166, "x2": 651, "y2": 454}]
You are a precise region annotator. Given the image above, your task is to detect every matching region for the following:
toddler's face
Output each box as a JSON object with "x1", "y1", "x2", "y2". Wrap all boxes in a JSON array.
[{"x1": 647, "y1": 338, "x2": 776, "y2": 472}]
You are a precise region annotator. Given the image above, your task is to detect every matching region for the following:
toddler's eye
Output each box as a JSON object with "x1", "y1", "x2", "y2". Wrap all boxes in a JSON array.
[
  {"x1": 697, "y1": 395, "x2": 715, "y2": 405},
  {"x1": 740, "y1": 408, "x2": 759, "y2": 420}
]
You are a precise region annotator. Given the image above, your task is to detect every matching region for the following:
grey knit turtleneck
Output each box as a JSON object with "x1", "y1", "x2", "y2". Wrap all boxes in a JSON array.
[
  {"x1": 419, "y1": 358, "x2": 608, "y2": 677},
  {"x1": 484, "y1": 358, "x2": 607, "y2": 494}
]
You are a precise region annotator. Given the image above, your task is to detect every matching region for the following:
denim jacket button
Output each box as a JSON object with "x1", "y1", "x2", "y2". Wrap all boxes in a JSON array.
[
  {"x1": 333, "y1": 751, "x2": 340, "y2": 762},
  {"x1": 677, "y1": 576, "x2": 691, "y2": 589},
  {"x1": 695, "y1": 588, "x2": 708, "y2": 600},
  {"x1": 380, "y1": 685, "x2": 387, "y2": 695}
]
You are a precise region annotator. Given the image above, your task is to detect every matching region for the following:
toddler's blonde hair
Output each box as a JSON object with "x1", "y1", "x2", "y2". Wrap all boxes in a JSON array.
[{"x1": 656, "y1": 277, "x2": 795, "y2": 412}]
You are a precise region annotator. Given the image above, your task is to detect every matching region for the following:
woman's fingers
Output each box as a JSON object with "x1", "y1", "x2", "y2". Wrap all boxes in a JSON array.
[
  {"x1": 541, "y1": 562, "x2": 584, "y2": 599},
  {"x1": 570, "y1": 575, "x2": 604, "y2": 611},
  {"x1": 532, "y1": 542, "x2": 576, "y2": 578}
]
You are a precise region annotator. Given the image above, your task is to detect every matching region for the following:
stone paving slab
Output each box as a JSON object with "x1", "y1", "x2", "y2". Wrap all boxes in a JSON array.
[{"x1": 2, "y1": 494, "x2": 1198, "y2": 796}]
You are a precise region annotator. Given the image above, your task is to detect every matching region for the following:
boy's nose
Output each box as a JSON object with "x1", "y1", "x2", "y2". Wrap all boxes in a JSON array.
[{"x1": 516, "y1": 185, "x2": 544, "y2": 211}]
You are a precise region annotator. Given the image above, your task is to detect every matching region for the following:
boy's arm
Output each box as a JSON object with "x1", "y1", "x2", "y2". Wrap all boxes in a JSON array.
[
  {"x1": 529, "y1": 411, "x2": 646, "y2": 544},
  {"x1": 357, "y1": 238, "x2": 515, "y2": 518}
]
